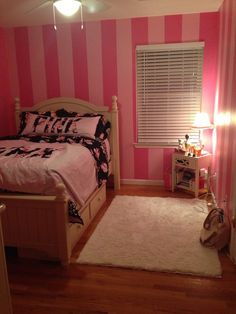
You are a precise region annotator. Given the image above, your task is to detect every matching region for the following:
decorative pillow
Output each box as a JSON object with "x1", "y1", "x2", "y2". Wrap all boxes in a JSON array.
[
  {"x1": 20, "y1": 112, "x2": 101, "y2": 137},
  {"x1": 19, "y1": 108, "x2": 111, "y2": 139},
  {"x1": 54, "y1": 109, "x2": 111, "y2": 140},
  {"x1": 20, "y1": 113, "x2": 50, "y2": 135},
  {"x1": 18, "y1": 111, "x2": 52, "y2": 134},
  {"x1": 96, "y1": 116, "x2": 111, "y2": 140}
]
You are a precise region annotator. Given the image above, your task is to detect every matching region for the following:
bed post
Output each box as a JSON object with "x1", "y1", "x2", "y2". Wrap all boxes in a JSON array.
[
  {"x1": 55, "y1": 183, "x2": 70, "y2": 266},
  {"x1": 111, "y1": 96, "x2": 120, "y2": 190},
  {"x1": 15, "y1": 97, "x2": 21, "y2": 132}
]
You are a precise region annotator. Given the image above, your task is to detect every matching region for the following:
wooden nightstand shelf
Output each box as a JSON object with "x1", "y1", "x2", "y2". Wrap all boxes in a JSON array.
[{"x1": 172, "y1": 152, "x2": 212, "y2": 198}]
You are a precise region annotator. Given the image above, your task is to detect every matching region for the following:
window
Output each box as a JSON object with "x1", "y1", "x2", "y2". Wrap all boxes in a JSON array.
[{"x1": 136, "y1": 42, "x2": 204, "y2": 147}]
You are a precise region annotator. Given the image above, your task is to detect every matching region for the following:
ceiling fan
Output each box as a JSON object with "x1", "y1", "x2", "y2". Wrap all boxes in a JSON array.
[{"x1": 27, "y1": 0, "x2": 110, "y2": 29}]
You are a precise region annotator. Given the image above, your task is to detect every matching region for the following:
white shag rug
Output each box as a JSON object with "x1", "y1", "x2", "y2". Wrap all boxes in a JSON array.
[{"x1": 77, "y1": 195, "x2": 222, "y2": 277}]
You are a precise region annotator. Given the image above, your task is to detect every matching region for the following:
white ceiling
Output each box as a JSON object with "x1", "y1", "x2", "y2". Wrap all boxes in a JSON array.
[{"x1": 0, "y1": 0, "x2": 223, "y2": 28}]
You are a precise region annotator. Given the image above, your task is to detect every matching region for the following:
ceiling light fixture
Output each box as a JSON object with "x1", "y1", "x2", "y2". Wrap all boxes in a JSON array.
[{"x1": 53, "y1": 0, "x2": 81, "y2": 17}]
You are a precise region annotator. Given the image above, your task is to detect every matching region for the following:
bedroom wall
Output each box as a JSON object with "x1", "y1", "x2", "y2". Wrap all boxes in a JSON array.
[
  {"x1": 4, "y1": 12, "x2": 219, "y2": 182},
  {"x1": 0, "y1": 28, "x2": 14, "y2": 136},
  {"x1": 213, "y1": 0, "x2": 236, "y2": 214}
]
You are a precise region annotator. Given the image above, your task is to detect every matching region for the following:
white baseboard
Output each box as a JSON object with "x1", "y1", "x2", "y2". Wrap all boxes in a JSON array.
[{"x1": 121, "y1": 179, "x2": 164, "y2": 186}]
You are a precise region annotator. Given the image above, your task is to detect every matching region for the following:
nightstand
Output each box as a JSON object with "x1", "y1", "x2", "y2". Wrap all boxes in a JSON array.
[{"x1": 172, "y1": 152, "x2": 212, "y2": 198}]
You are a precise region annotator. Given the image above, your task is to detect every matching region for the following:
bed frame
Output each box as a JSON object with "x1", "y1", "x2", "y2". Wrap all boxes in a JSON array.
[{"x1": 0, "y1": 96, "x2": 120, "y2": 265}]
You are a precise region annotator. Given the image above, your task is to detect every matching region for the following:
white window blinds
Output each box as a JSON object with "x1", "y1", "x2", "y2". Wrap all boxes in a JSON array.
[{"x1": 136, "y1": 42, "x2": 204, "y2": 146}]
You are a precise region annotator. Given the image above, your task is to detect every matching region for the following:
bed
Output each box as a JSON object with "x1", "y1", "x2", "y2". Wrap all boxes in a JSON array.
[{"x1": 0, "y1": 96, "x2": 120, "y2": 265}]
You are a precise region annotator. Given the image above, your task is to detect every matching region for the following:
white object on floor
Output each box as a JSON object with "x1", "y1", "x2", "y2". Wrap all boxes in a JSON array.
[{"x1": 77, "y1": 195, "x2": 222, "y2": 277}]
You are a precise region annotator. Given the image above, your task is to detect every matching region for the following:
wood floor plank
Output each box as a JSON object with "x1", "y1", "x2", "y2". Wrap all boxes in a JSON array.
[{"x1": 5, "y1": 185, "x2": 236, "y2": 314}]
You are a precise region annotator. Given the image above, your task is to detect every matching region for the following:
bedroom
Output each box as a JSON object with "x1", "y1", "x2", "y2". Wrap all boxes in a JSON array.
[{"x1": 0, "y1": 0, "x2": 236, "y2": 313}]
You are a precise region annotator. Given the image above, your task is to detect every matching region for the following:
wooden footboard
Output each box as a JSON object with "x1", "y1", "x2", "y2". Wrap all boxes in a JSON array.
[{"x1": 1, "y1": 184, "x2": 106, "y2": 265}]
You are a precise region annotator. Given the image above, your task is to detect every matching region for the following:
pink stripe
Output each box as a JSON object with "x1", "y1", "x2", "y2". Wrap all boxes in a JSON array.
[
  {"x1": 148, "y1": 149, "x2": 164, "y2": 180},
  {"x1": 42, "y1": 25, "x2": 60, "y2": 98},
  {"x1": 28, "y1": 26, "x2": 47, "y2": 104},
  {"x1": 213, "y1": 6, "x2": 224, "y2": 162},
  {"x1": 163, "y1": 148, "x2": 174, "y2": 185},
  {"x1": 228, "y1": 0, "x2": 236, "y2": 202},
  {"x1": 218, "y1": 2, "x2": 226, "y2": 112},
  {"x1": 165, "y1": 15, "x2": 182, "y2": 43},
  {"x1": 116, "y1": 19, "x2": 134, "y2": 179},
  {"x1": 182, "y1": 14, "x2": 200, "y2": 41},
  {"x1": 148, "y1": 16, "x2": 165, "y2": 44},
  {"x1": 222, "y1": 0, "x2": 235, "y2": 203},
  {"x1": 4, "y1": 28, "x2": 19, "y2": 134},
  {"x1": 0, "y1": 29, "x2": 12, "y2": 136},
  {"x1": 220, "y1": 1, "x2": 232, "y2": 202},
  {"x1": 133, "y1": 147, "x2": 148, "y2": 180},
  {"x1": 200, "y1": 12, "x2": 219, "y2": 153},
  {"x1": 14, "y1": 27, "x2": 34, "y2": 107},
  {"x1": 56, "y1": 24, "x2": 74, "y2": 97},
  {"x1": 4, "y1": 28, "x2": 19, "y2": 102},
  {"x1": 86, "y1": 21, "x2": 103, "y2": 106},
  {"x1": 214, "y1": 2, "x2": 229, "y2": 203},
  {"x1": 101, "y1": 20, "x2": 117, "y2": 109},
  {"x1": 224, "y1": 0, "x2": 234, "y2": 111},
  {"x1": 214, "y1": 6, "x2": 225, "y2": 200},
  {"x1": 131, "y1": 18, "x2": 149, "y2": 179},
  {"x1": 218, "y1": 1, "x2": 229, "y2": 114},
  {"x1": 200, "y1": 12, "x2": 221, "y2": 198},
  {"x1": 71, "y1": 22, "x2": 89, "y2": 101}
]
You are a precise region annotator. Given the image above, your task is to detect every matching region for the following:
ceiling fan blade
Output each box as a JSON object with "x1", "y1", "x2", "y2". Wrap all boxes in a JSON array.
[
  {"x1": 25, "y1": 0, "x2": 51, "y2": 15},
  {"x1": 82, "y1": 0, "x2": 110, "y2": 14}
]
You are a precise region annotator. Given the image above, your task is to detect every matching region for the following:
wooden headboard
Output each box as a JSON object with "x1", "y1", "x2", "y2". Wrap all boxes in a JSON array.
[{"x1": 14, "y1": 96, "x2": 120, "y2": 190}]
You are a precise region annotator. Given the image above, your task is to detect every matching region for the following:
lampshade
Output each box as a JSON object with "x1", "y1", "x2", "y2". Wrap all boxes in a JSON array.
[
  {"x1": 192, "y1": 112, "x2": 213, "y2": 129},
  {"x1": 53, "y1": 0, "x2": 81, "y2": 17}
]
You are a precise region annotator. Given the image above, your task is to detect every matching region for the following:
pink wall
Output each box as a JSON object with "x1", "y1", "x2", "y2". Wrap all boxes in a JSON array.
[
  {"x1": 3, "y1": 13, "x2": 219, "y2": 181},
  {"x1": 0, "y1": 28, "x2": 14, "y2": 136},
  {"x1": 214, "y1": 0, "x2": 236, "y2": 214}
]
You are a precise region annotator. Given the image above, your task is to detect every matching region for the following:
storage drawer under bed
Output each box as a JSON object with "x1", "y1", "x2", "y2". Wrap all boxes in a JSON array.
[
  {"x1": 68, "y1": 184, "x2": 106, "y2": 253},
  {"x1": 90, "y1": 183, "x2": 106, "y2": 219}
]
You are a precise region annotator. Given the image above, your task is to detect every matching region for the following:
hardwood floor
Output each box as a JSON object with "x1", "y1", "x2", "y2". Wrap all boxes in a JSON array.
[{"x1": 5, "y1": 185, "x2": 236, "y2": 314}]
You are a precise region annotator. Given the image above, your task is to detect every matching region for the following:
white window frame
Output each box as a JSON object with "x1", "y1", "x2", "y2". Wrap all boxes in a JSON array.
[{"x1": 136, "y1": 42, "x2": 204, "y2": 147}]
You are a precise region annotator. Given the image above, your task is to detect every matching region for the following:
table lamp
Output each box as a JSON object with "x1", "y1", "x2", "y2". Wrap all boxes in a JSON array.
[{"x1": 192, "y1": 112, "x2": 213, "y2": 144}]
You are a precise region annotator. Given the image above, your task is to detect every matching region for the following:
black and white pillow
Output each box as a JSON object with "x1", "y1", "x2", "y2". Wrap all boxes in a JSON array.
[
  {"x1": 55, "y1": 109, "x2": 111, "y2": 140},
  {"x1": 20, "y1": 112, "x2": 101, "y2": 138},
  {"x1": 19, "y1": 109, "x2": 111, "y2": 139}
]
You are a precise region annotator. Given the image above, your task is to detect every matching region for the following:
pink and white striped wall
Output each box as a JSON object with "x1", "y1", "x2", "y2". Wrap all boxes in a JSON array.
[
  {"x1": 0, "y1": 29, "x2": 14, "y2": 136},
  {"x1": 214, "y1": 0, "x2": 236, "y2": 214},
  {"x1": 2, "y1": 12, "x2": 219, "y2": 182}
]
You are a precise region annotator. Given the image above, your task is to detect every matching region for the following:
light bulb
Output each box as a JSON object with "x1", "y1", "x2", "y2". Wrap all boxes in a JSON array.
[{"x1": 53, "y1": 0, "x2": 81, "y2": 17}]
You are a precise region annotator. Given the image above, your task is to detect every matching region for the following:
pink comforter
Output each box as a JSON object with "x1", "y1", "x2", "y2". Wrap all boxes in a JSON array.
[{"x1": 0, "y1": 139, "x2": 97, "y2": 206}]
